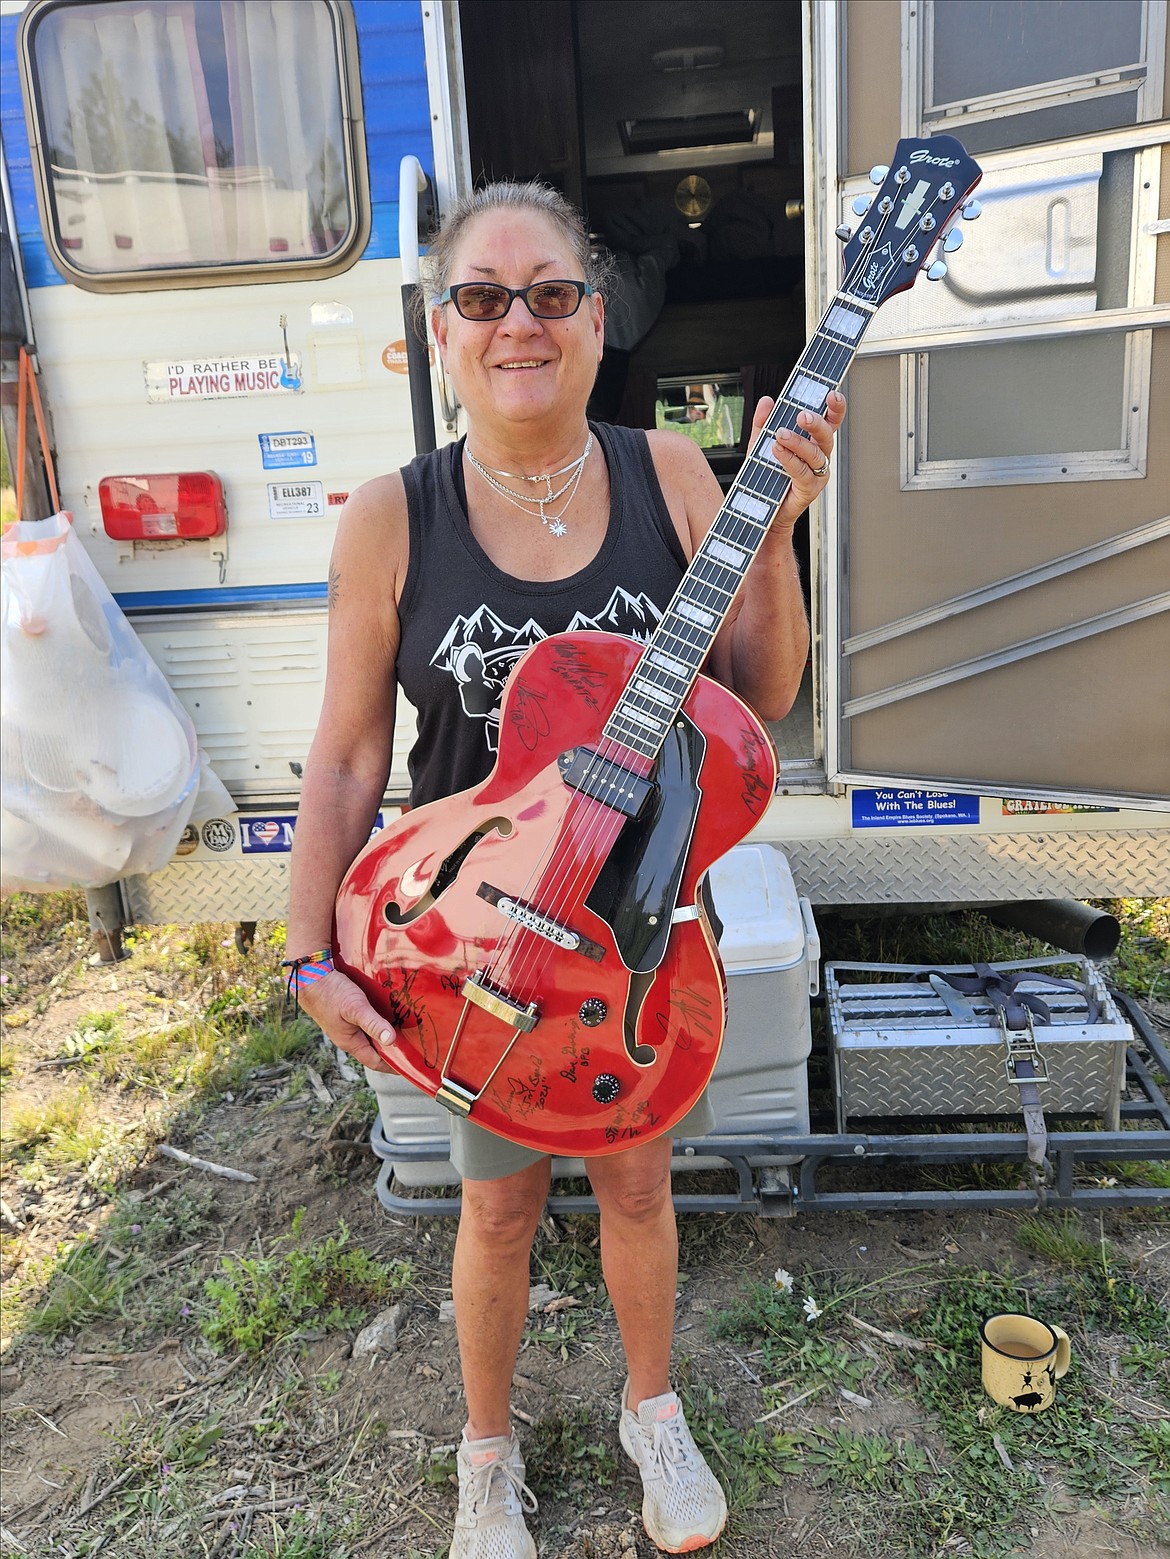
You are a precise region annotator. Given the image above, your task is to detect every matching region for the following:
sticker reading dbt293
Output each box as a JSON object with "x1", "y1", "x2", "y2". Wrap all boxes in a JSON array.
[
  {"x1": 267, "y1": 480, "x2": 325, "y2": 518},
  {"x1": 259, "y1": 431, "x2": 317, "y2": 469}
]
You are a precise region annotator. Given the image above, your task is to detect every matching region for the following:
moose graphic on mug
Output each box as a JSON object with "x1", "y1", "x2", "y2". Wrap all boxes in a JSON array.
[{"x1": 981, "y1": 1314, "x2": 1071, "y2": 1413}]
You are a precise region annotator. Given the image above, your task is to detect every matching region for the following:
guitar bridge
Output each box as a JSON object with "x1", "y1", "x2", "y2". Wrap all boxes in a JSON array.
[
  {"x1": 462, "y1": 970, "x2": 539, "y2": 1033},
  {"x1": 477, "y1": 883, "x2": 606, "y2": 961}
]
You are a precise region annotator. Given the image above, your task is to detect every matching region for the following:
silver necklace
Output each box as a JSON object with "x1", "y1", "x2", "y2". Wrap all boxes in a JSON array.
[{"x1": 465, "y1": 433, "x2": 593, "y2": 537}]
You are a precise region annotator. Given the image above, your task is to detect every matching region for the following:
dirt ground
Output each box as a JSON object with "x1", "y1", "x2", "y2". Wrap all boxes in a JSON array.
[{"x1": 1, "y1": 930, "x2": 1168, "y2": 1559}]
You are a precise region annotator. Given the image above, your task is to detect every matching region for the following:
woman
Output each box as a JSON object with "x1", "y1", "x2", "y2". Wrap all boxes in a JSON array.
[{"x1": 287, "y1": 181, "x2": 843, "y2": 1558}]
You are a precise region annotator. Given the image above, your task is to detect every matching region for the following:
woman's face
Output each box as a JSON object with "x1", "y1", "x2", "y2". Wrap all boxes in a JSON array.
[{"x1": 431, "y1": 207, "x2": 605, "y2": 434}]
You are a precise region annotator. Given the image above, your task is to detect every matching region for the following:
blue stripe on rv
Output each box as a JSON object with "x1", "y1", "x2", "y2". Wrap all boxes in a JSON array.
[
  {"x1": 114, "y1": 584, "x2": 329, "y2": 611},
  {"x1": 0, "y1": 0, "x2": 431, "y2": 290}
]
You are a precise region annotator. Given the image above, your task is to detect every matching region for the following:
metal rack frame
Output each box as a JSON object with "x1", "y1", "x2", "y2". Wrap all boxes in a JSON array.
[{"x1": 370, "y1": 991, "x2": 1170, "y2": 1217}]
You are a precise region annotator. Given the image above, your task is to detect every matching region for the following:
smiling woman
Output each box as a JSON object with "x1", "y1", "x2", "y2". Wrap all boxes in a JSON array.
[{"x1": 285, "y1": 178, "x2": 841, "y2": 1559}]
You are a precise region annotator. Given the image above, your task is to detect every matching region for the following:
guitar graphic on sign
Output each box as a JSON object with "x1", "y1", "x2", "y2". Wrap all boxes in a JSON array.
[{"x1": 278, "y1": 314, "x2": 301, "y2": 391}]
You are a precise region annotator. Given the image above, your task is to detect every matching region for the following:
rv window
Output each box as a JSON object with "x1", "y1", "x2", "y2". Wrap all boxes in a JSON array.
[
  {"x1": 904, "y1": 331, "x2": 1150, "y2": 489},
  {"x1": 916, "y1": 0, "x2": 1162, "y2": 154},
  {"x1": 19, "y1": 0, "x2": 366, "y2": 289}
]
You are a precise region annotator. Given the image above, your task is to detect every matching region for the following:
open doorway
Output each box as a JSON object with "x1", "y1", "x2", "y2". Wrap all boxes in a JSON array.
[{"x1": 457, "y1": 0, "x2": 814, "y2": 765}]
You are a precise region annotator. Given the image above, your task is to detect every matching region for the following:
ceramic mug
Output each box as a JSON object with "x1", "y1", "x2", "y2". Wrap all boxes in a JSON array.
[{"x1": 981, "y1": 1313, "x2": 1071, "y2": 1412}]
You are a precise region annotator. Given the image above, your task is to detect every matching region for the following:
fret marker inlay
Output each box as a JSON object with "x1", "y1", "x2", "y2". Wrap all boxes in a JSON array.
[
  {"x1": 650, "y1": 651, "x2": 688, "y2": 678},
  {"x1": 676, "y1": 600, "x2": 716, "y2": 627},
  {"x1": 729, "y1": 492, "x2": 771, "y2": 524},
  {"x1": 789, "y1": 373, "x2": 828, "y2": 409},
  {"x1": 825, "y1": 303, "x2": 866, "y2": 339},
  {"x1": 707, "y1": 539, "x2": 747, "y2": 569},
  {"x1": 617, "y1": 705, "x2": 662, "y2": 731}
]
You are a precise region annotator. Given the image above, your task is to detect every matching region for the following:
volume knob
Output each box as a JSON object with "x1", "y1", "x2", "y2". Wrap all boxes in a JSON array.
[
  {"x1": 592, "y1": 1073, "x2": 621, "y2": 1105},
  {"x1": 579, "y1": 997, "x2": 607, "y2": 1026}
]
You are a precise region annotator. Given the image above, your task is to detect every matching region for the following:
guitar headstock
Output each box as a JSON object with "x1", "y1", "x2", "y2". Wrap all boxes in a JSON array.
[{"x1": 839, "y1": 135, "x2": 983, "y2": 307}]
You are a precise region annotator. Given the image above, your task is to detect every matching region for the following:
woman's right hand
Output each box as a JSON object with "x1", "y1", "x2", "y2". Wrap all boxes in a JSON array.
[{"x1": 296, "y1": 970, "x2": 396, "y2": 1073}]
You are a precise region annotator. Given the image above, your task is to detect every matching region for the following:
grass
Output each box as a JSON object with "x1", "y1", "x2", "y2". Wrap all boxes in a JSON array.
[
  {"x1": 523, "y1": 1407, "x2": 621, "y2": 1500},
  {"x1": 200, "y1": 1209, "x2": 414, "y2": 1356},
  {"x1": 1, "y1": 893, "x2": 1167, "y2": 1557},
  {"x1": 5, "y1": 1183, "x2": 219, "y2": 1340},
  {"x1": 701, "y1": 1240, "x2": 1170, "y2": 1558}
]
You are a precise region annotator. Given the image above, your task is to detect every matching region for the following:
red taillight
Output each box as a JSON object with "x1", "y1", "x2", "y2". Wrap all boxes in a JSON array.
[{"x1": 98, "y1": 472, "x2": 228, "y2": 540}]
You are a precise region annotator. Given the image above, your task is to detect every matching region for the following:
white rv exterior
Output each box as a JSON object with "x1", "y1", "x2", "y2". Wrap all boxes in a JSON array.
[{"x1": 1, "y1": 0, "x2": 1167, "y2": 924}]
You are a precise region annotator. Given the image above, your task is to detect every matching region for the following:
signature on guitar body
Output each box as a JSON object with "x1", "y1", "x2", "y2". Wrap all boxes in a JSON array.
[{"x1": 334, "y1": 135, "x2": 983, "y2": 1157}]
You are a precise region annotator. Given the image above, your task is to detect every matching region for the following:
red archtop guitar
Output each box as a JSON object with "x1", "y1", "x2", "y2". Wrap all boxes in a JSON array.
[{"x1": 334, "y1": 137, "x2": 983, "y2": 1156}]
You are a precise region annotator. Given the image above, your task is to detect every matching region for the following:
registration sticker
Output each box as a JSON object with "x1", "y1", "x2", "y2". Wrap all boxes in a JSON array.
[
  {"x1": 267, "y1": 480, "x2": 325, "y2": 519},
  {"x1": 259, "y1": 431, "x2": 317, "y2": 469}
]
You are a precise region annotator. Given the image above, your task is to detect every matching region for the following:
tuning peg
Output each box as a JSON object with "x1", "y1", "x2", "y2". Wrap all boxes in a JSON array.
[
  {"x1": 926, "y1": 260, "x2": 948, "y2": 281},
  {"x1": 868, "y1": 164, "x2": 889, "y2": 186},
  {"x1": 835, "y1": 223, "x2": 852, "y2": 241},
  {"x1": 962, "y1": 198, "x2": 982, "y2": 219},
  {"x1": 942, "y1": 227, "x2": 964, "y2": 252},
  {"x1": 851, "y1": 195, "x2": 872, "y2": 216}
]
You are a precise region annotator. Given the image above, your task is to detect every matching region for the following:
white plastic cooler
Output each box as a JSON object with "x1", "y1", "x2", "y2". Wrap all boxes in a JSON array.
[{"x1": 367, "y1": 842, "x2": 818, "y2": 1184}]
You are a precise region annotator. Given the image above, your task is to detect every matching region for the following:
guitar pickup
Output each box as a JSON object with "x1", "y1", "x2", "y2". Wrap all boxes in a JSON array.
[{"x1": 558, "y1": 746, "x2": 655, "y2": 819}]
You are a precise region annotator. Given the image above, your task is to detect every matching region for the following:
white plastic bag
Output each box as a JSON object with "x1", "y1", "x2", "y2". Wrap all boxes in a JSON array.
[{"x1": 1, "y1": 512, "x2": 203, "y2": 893}]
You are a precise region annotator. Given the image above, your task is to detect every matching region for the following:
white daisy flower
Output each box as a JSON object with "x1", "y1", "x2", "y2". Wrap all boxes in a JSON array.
[
  {"x1": 774, "y1": 1268, "x2": 795, "y2": 1292},
  {"x1": 802, "y1": 1295, "x2": 823, "y2": 1321}
]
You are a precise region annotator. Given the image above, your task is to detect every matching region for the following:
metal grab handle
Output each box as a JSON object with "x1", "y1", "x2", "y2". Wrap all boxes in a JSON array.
[
  {"x1": 397, "y1": 156, "x2": 442, "y2": 453},
  {"x1": 398, "y1": 155, "x2": 460, "y2": 432}
]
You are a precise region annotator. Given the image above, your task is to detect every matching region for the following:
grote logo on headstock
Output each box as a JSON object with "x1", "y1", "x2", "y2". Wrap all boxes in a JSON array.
[{"x1": 909, "y1": 150, "x2": 960, "y2": 167}]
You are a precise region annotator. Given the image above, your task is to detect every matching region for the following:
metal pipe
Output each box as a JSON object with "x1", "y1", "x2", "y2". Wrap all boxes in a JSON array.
[
  {"x1": 84, "y1": 883, "x2": 128, "y2": 963},
  {"x1": 986, "y1": 899, "x2": 1120, "y2": 961},
  {"x1": 398, "y1": 155, "x2": 437, "y2": 455}
]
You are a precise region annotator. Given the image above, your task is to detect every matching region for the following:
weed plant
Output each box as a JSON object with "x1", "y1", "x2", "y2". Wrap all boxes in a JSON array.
[
  {"x1": 705, "y1": 1245, "x2": 1169, "y2": 1558},
  {"x1": 200, "y1": 1209, "x2": 413, "y2": 1356},
  {"x1": 524, "y1": 1407, "x2": 620, "y2": 1499}
]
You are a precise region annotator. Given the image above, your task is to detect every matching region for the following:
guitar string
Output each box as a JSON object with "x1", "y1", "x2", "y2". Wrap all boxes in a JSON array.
[
  {"x1": 465, "y1": 182, "x2": 960, "y2": 1059},
  {"x1": 472, "y1": 187, "x2": 926, "y2": 1027},
  {"x1": 475, "y1": 214, "x2": 913, "y2": 1033},
  {"x1": 480, "y1": 195, "x2": 915, "y2": 992}
]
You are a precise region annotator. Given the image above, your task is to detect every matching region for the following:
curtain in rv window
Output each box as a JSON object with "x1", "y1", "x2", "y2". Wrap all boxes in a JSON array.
[{"x1": 26, "y1": 0, "x2": 355, "y2": 278}]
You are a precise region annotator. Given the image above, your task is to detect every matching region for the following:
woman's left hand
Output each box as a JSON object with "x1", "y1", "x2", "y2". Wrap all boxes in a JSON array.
[{"x1": 751, "y1": 389, "x2": 846, "y2": 528}]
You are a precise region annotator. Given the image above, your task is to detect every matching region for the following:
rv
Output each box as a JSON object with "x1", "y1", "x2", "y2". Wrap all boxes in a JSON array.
[{"x1": 2, "y1": 0, "x2": 1168, "y2": 932}]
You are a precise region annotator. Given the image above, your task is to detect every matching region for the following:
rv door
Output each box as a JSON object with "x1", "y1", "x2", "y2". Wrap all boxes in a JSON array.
[{"x1": 817, "y1": 0, "x2": 1169, "y2": 809}]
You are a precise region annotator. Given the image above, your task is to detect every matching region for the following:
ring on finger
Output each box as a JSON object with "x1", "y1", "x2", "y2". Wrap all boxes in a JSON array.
[{"x1": 811, "y1": 454, "x2": 830, "y2": 477}]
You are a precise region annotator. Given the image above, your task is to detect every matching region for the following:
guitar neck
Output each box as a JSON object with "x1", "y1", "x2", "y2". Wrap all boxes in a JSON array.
[{"x1": 602, "y1": 290, "x2": 877, "y2": 761}]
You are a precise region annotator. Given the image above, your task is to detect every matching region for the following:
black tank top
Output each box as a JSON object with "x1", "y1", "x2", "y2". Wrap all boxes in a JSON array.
[{"x1": 397, "y1": 422, "x2": 688, "y2": 807}]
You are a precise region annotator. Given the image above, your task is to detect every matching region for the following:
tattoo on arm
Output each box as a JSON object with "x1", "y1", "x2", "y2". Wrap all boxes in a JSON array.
[{"x1": 328, "y1": 561, "x2": 340, "y2": 611}]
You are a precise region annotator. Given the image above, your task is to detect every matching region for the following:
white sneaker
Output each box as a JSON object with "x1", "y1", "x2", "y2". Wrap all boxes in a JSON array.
[
  {"x1": 618, "y1": 1382, "x2": 728, "y2": 1553},
  {"x1": 450, "y1": 1430, "x2": 538, "y2": 1559}
]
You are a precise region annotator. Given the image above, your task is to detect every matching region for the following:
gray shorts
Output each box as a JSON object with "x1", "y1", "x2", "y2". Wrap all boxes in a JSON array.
[{"x1": 449, "y1": 1089, "x2": 716, "y2": 1181}]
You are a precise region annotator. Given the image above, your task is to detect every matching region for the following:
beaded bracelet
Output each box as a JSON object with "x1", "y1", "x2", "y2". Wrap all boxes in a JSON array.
[{"x1": 280, "y1": 947, "x2": 334, "y2": 1010}]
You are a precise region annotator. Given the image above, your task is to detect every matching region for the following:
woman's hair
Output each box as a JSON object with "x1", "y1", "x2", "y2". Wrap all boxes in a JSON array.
[{"x1": 409, "y1": 180, "x2": 615, "y2": 338}]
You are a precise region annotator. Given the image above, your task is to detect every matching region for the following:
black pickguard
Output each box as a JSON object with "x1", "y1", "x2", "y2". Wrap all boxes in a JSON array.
[{"x1": 585, "y1": 714, "x2": 706, "y2": 973}]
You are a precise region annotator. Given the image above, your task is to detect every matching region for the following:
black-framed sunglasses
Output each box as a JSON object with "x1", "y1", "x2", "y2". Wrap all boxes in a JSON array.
[{"x1": 439, "y1": 279, "x2": 595, "y2": 321}]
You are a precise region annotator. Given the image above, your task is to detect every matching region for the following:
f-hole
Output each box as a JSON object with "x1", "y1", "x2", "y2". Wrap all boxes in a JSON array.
[
  {"x1": 622, "y1": 970, "x2": 657, "y2": 1066},
  {"x1": 383, "y1": 816, "x2": 513, "y2": 926}
]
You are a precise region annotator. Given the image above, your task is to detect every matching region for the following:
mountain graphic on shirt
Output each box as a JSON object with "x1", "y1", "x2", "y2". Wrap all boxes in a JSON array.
[
  {"x1": 567, "y1": 587, "x2": 663, "y2": 640},
  {"x1": 430, "y1": 604, "x2": 547, "y2": 673},
  {"x1": 429, "y1": 591, "x2": 665, "y2": 755}
]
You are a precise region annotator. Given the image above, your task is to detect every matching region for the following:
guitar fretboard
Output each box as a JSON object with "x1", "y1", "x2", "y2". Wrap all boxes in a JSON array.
[{"x1": 603, "y1": 291, "x2": 876, "y2": 761}]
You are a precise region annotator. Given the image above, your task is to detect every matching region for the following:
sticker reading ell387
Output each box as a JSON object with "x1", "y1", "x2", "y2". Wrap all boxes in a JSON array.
[{"x1": 267, "y1": 480, "x2": 325, "y2": 518}]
